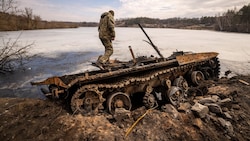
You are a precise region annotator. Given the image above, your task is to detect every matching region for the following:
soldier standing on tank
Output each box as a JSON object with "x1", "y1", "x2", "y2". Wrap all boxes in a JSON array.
[{"x1": 96, "y1": 10, "x2": 115, "y2": 67}]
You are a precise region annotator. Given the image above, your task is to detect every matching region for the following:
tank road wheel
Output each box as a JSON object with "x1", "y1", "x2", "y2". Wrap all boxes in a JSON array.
[
  {"x1": 191, "y1": 71, "x2": 205, "y2": 85},
  {"x1": 107, "y1": 92, "x2": 132, "y2": 115},
  {"x1": 173, "y1": 76, "x2": 188, "y2": 91},
  {"x1": 71, "y1": 86, "x2": 104, "y2": 115},
  {"x1": 143, "y1": 93, "x2": 157, "y2": 109},
  {"x1": 202, "y1": 67, "x2": 215, "y2": 80},
  {"x1": 143, "y1": 86, "x2": 157, "y2": 109},
  {"x1": 167, "y1": 86, "x2": 183, "y2": 107}
]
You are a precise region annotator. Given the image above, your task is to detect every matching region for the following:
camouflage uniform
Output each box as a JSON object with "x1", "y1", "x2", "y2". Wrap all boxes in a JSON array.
[{"x1": 97, "y1": 10, "x2": 115, "y2": 64}]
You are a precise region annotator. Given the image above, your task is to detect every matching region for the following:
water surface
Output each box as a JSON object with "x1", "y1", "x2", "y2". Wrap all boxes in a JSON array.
[{"x1": 1, "y1": 27, "x2": 250, "y2": 98}]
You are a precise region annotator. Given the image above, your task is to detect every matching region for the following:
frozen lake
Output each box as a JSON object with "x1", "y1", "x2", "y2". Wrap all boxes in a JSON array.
[{"x1": 0, "y1": 27, "x2": 250, "y2": 98}]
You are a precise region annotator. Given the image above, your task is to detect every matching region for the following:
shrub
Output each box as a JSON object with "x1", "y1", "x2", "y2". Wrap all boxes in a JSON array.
[{"x1": 0, "y1": 34, "x2": 34, "y2": 74}]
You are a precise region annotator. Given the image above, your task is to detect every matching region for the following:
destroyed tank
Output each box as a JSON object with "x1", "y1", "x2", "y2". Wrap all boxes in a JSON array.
[{"x1": 31, "y1": 24, "x2": 220, "y2": 115}]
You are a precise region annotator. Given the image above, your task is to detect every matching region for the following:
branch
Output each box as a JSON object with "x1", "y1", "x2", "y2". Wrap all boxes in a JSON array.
[{"x1": 0, "y1": 33, "x2": 35, "y2": 73}]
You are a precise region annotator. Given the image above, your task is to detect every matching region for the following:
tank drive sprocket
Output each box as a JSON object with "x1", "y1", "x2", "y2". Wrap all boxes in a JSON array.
[{"x1": 71, "y1": 85, "x2": 105, "y2": 115}]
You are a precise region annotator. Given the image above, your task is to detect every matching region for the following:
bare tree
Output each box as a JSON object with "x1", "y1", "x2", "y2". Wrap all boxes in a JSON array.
[
  {"x1": 0, "y1": 0, "x2": 18, "y2": 13},
  {"x1": 215, "y1": 14, "x2": 223, "y2": 31},
  {"x1": 23, "y1": 7, "x2": 33, "y2": 29},
  {"x1": 0, "y1": 0, "x2": 22, "y2": 30},
  {"x1": 33, "y1": 15, "x2": 41, "y2": 29},
  {"x1": 0, "y1": 34, "x2": 34, "y2": 74},
  {"x1": 0, "y1": 1, "x2": 35, "y2": 74}
]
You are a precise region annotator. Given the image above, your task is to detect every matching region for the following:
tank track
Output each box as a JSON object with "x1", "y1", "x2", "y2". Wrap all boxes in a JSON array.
[{"x1": 71, "y1": 57, "x2": 220, "y2": 115}]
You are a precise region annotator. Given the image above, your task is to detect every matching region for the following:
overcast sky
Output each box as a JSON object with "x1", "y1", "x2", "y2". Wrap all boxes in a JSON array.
[{"x1": 17, "y1": 0, "x2": 249, "y2": 22}]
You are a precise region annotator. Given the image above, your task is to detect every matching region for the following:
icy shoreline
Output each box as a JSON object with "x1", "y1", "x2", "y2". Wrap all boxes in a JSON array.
[{"x1": 0, "y1": 27, "x2": 249, "y2": 98}]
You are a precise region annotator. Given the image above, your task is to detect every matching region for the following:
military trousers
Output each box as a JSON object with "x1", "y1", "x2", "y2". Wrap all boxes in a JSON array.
[{"x1": 98, "y1": 38, "x2": 113, "y2": 64}]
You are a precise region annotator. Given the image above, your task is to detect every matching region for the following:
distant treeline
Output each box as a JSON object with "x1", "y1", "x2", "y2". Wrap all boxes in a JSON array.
[
  {"x1": 0, "y1": 12, "x2": 100, "y2": 31},
  {"x1": 0, "y1": 12, "x2": 78, "y2": 30},
  {"x1": 215, "y1": 4, "x2": 250, "y2": 33},
  {"x1": 116, "y1": 17, "x2": 215, "y2": 30},
  {"x1": 0, "y1": 0, "x2": 249, "y2": 33},
  {"x1": 117, "y1": 3, "x2": 250, "y2": 33}
]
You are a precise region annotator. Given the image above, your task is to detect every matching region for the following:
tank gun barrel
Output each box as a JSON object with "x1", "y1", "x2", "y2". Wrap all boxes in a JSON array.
[{"x1": 138, "y1": 24, "x2": 164, "y2": 58}]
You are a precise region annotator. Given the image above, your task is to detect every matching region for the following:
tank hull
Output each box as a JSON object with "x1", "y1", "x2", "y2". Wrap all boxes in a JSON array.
[{"x1": 31, "y1": 51, "x2": 220, "y2": 115}]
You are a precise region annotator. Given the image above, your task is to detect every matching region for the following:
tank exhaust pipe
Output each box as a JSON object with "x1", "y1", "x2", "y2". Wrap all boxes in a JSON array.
[{"x1": 129, "y1": 46, "x2": 137, "y2": 65}]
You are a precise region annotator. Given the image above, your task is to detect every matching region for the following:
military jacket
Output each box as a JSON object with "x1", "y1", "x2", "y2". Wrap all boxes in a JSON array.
[{"x1": 98, "y1": 12, "x2": 115, "y2": 39}]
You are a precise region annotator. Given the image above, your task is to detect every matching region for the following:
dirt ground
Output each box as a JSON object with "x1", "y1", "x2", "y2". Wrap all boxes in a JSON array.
[{"x1": 0, "y1": 75, "x2": 250, "y2": 141}]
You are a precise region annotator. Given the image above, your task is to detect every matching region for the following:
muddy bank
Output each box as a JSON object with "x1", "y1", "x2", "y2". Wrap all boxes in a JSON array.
[{"x1": 0, "y1": 75, "x2": 250, "y2": 141}]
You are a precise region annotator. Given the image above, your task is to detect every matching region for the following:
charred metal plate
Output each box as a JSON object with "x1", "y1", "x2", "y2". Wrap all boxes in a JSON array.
[
  {"x1": 176, "y1": 52, "x2": 219, "y2": 65},
  {"x1": 31, "y1": 76, "x2": 68, "y2": 88}
]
